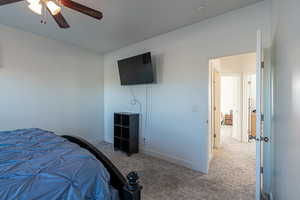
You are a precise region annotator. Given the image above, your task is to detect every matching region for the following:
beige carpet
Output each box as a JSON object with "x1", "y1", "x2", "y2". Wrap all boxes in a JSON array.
[{"x1": 96, "y1": 127, "x2": 256, "y2": 200}]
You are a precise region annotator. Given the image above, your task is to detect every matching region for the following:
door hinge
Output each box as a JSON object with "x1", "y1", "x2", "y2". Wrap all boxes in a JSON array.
[
  {"x1": 214, "y1": 134, "x2": 217, "y2": 138},
  {"x1": 261, "y1": 61, "x2": 265, "y2": 69},
  {"x1": 261, "y1": 114, "x2": 264, "y2": 121},
  {"x1": 261, "y1": 166, "x2": 264, "y2": 174},
  {"x1": 214, "y1": 106, "x2": 216, "y2": 111}
]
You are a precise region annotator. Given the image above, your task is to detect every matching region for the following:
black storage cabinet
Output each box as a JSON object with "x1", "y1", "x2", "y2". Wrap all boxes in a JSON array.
[{"x1": 114, "y1": 112, "x2": 139, "y2": 156}]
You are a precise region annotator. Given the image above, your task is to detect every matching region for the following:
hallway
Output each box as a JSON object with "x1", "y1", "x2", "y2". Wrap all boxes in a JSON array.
[{"x1": 210, "y1": 126, "x2": 256, "y2": 199}]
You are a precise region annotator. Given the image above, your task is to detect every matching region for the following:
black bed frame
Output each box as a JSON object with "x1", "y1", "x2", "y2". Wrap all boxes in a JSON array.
[{"x1": 62, "y1": 135, "x2": 142, "y2": 200}]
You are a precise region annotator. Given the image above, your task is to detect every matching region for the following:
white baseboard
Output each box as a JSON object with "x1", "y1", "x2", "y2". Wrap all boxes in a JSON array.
[
  {"x1": 141, "y1": 148, "x2": 203, "y2": 172},
  {"x1": 103, "y1": 139, "x2": 205, "y2": 173}
]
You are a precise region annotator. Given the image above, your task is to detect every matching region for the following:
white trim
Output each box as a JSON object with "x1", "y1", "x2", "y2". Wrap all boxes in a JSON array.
[
  {"x1": 98, "y1": 142, "x2": 203, "y2": 172},
  {"x1": 141, "y1": 148, "x2": 204, "y2": 173},
  {"x1": 208, "y1": 60, "x2": 214, "y2": 167},
  {"x1": 100, "y1": 142, "x2": 205, "y2": 173}
]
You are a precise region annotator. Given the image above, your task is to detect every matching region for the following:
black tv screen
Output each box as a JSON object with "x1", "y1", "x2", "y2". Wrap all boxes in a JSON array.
[{"x1": 117, "y1": 52, "x2": 155, "y2": 85}]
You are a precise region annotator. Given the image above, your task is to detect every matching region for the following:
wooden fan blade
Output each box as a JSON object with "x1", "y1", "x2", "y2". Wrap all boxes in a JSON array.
[
  {"x1": 47, "y1": 8, "x2": 70, "y2": 29},
  {"x1": 60, "y1": 0, "x2": 103, "y2": 20},
  {"x1": 0, "y1": 0, "x2": 24, "y2": 6}
]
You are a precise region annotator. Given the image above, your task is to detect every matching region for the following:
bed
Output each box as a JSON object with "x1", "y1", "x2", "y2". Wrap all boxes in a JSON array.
[{"x1": 0, "y1": 128, "x2": 142, "y2": 200}]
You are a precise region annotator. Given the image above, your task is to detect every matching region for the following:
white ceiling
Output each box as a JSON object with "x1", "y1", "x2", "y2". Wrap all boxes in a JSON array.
[{"x1": 0, "y1": 0, "x2": 262, "y2": 53}]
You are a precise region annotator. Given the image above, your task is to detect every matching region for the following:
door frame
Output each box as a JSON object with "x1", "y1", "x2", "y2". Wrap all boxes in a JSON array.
[
  {"x1": 213, "y1": 70, "x2": 221, "y2": 148},
  {"x1": 208, "y1": 60, "x2": 218, "y2": 162},
  {"x1": 208, "y1": 55, "x2": 246, "y2": 163},
  {"x1": 207, "y1": 49, "x2": 272, "y2": 198}
]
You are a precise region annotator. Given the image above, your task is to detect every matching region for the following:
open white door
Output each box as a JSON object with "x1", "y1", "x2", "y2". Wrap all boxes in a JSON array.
[{"x1": 256, "y1": 30, "x2": 265, "y2": 200}]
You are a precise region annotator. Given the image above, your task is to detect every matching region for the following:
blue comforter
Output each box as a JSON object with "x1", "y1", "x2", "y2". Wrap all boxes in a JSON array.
[{"x1": 0, "y1": 128, "x2": 118, "y2": 200}]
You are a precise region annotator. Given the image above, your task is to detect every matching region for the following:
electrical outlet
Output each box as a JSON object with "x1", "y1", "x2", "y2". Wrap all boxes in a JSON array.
[{"x1": 143, "y1": 138, "x2": 147, "y2": 145}]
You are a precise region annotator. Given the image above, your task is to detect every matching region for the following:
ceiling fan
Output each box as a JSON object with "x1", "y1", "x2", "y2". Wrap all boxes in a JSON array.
[{"x1": 0, "y1": 0, "x2": 103, "y2": 28}]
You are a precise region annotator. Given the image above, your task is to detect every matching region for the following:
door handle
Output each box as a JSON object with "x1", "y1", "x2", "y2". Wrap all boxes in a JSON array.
[
  {"x1": 256, "y1": 136, "x2": 269, "y2": 143},
  {"x1": 261, "y1": 136, "x2": 269, "y2": 143}
]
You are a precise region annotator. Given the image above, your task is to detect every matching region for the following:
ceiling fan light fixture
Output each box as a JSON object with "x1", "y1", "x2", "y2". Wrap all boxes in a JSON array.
[
  {"x1": 46, "y1": 0, "x2": 61, "y2": 16},
  {"x1": 1, "y1": 0, "x2": 103, "y2": 29},
  {"x1": 28, "y1": 2, "x2": 42, "y2": 15}
]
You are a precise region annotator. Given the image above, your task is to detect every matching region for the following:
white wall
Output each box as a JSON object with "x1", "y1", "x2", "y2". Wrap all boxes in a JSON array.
[
  {"x1": 0, "y1": 24, "x2": 104, "y2": 143},
  {"x1": 271, "y1": 0, "x2": 300, "y2": 199},
  {"x1": 104, "y1": 1, "x2": 270, "y2": 172},
  {"x1": 218, "y1": 53, "x2": 256, "y2": 74}
]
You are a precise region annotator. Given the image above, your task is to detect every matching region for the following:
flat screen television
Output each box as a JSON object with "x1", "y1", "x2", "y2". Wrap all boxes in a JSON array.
[{"x1": 117, "y1": 52, "x2": 155, "y2": 85}]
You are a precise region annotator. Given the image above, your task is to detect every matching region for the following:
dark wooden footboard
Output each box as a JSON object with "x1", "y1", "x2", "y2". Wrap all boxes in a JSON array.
[{"x1": 61, "y1": 135, "x2": 142, "y2": 200}]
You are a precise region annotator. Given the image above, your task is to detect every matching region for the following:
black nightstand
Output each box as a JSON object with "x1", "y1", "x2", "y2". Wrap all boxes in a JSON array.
[{"x1": 114, "y1": 112, "x2": 139, "y2": 156}]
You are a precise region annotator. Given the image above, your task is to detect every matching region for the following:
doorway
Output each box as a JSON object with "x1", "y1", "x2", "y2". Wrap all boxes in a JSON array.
[
  {"x1": 210, "y1": 52, "x2": 257, "y2": 148},
  {"x1": 208, "y1": 52, "x2": 257, "y2": 198}
]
